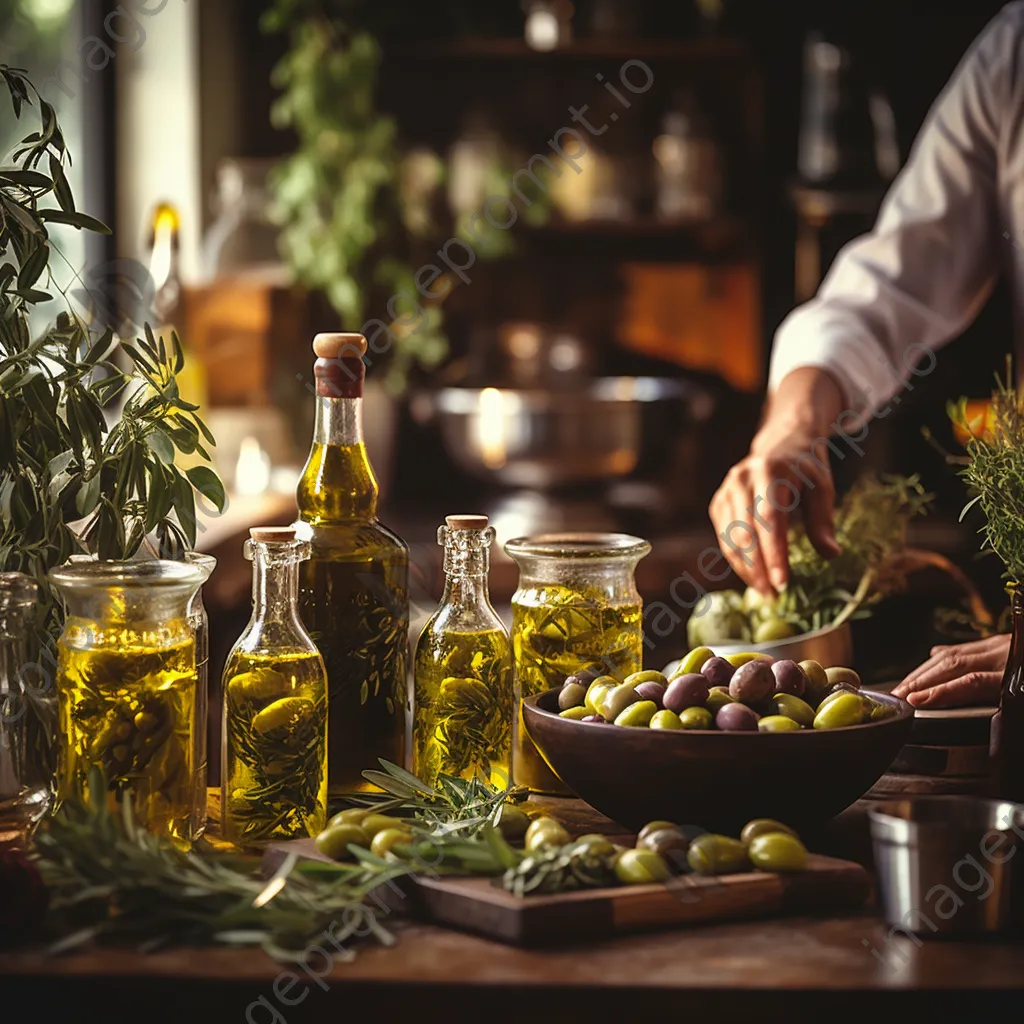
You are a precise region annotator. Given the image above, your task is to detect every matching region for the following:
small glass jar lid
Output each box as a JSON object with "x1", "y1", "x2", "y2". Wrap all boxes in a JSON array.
[
  {"x1": 505, "y1": 532, "x2": 651, "y2": 560},
  {"x1": 48, "y1": 559, "x2": 207, "y2": 591}
]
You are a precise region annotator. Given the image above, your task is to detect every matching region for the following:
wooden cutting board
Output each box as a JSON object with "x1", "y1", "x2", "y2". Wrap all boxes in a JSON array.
[{"x1": 264, "y1": 840, "x2": 870, "y2": 947}]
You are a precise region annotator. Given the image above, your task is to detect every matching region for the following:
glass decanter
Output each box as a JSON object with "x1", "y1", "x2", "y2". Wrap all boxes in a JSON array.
[
  {"x1": 0, "y1": 573, "x2": 57, "y2": 834},
  {"x1": 414, "y1": 515, "x2": 513, "y2": 790},
  {"x1": 221, "y1": 527, "x2": 328, "y2": 847},
  {"x1": 294, "y1": 332, "x2": 409, "y2": 798}
]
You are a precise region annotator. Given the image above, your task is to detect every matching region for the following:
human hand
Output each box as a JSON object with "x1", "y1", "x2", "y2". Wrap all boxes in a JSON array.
[{"x1": 892, "y1": 634, "x2": 1009, "y2": 708}]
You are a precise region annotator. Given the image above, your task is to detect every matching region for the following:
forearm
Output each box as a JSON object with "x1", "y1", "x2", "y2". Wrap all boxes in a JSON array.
[{"x1": 751, "y1": 368, "x2": 845, "y2": 454}]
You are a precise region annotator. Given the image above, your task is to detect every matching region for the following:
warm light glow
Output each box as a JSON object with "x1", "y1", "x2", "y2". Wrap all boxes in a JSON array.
[
  {"x1": 477, "y1": 387, "x2": 508, "y2": 470},
  {"x1": 235, "y1": 436, "x2": 271, "y2": 495}
]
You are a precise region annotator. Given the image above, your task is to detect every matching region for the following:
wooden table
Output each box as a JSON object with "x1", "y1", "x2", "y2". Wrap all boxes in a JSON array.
[{"x1": 3, "y1": 798, "x2": 1023, "y2": 1021}]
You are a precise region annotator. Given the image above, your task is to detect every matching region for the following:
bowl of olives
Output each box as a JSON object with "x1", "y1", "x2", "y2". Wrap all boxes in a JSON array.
[{"x1": 521, "y1": 648, "x2": 914, "y2": 832}]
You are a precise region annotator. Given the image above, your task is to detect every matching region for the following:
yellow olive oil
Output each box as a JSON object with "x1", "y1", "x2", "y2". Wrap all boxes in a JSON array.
[
  {"x1": 511, "y1": 584, "x2": 642, "y2": 790},
  {"x1": 222, "y1": 649, "x2": 327, "y2": 846},
  {"x1": 296, "y1": 334, "x2": 410, "y2": 799},
  {"x1": 56, "y1": 623, "x2": 196, "y2": 848},
  {"x1": 414, "y1": 627, "x2": 513, "y2": 789}
]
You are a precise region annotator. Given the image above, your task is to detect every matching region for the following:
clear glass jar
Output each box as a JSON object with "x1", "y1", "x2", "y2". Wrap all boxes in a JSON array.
[
  {"x1": 505, "y1": 533, "x2": 650, "y2": 793},
  {"x1": 221, "y1": 527, "x2": 327, "y2": 848},
  {"x1": 48, "y1": 560, "x2": 205, "y2": 847},
  {"x1": 414, "y1": 515, "x2": 513, "y2": 790},
  {"x1": 185, "y1": 552, "x2": 216, "y2": 839},
  {"x1": 0, "y1": 573, "x2": 57, "y2": 833}
]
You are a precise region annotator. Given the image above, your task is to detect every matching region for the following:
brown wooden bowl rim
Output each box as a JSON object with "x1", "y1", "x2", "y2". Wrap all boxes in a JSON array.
[{"x1": 523, "y1": 687, "x2": 914, "y2": 734}]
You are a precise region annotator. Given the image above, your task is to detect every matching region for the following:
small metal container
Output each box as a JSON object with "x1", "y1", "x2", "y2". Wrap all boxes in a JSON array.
[{"x1": 869, "y1": 797, "x2": 1024, "y2": 936}]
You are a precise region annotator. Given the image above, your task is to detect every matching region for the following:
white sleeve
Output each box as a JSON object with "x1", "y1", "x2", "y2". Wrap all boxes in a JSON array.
[{"x1": 768, "y1": 6, "x2": 1013, "y2": 414}]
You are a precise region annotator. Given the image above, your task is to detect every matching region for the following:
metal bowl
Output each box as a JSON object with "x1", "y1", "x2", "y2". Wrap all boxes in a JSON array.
[
  {"x1": 522, "y1": 687, "x2": 914, "y2": 833},
  {"x1": 662, "y1": 623, "x2": 854, "y2": 677},
  {"x1": 869, "y1": 797, "x2": 1024, "y2": 936},
  {"x1": 414, "y1": 377, "x2": 713, "y2": 489}
]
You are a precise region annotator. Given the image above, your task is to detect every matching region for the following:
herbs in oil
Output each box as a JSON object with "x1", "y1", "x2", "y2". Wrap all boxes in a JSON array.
[
  {"x1": 222, "y1": 528, "x2": 327, "y2": 847},
  {"x1": 414, "y1": 516, "x2": 512, "y2": 789},
  {"x1": 295, "y1": 333, "x2": 408, "y2": 798}
]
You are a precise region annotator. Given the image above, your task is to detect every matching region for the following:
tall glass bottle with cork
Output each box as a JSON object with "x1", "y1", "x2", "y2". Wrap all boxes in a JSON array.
[
  {"x1": 414, "y1": 515, "x2": 513, "y2": 789},
  {"x1": 222, "y1": 527, "x2": 327, "y2": 846},
  {"x1": 295, "y1": 333, "x2": 409, "y2": 797}
]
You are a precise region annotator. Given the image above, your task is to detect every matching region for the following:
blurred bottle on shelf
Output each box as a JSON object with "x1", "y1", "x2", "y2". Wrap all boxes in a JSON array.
[
  {"x1": 522, "y1": 0, "x2": 573, "y2": 51},
  {"x1": 652, "y1": 94, "x2": 723, "y2": 221},
  {"x1": 201, "y1": 159, "x2": 287, "y2": 282},
  {"x1": 147, "y1": 202, "x2": 209, "y2": 441}
]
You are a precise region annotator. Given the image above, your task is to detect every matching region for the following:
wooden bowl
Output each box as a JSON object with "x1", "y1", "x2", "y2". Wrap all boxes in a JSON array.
[{"x1": 522, "y1": 689, "x2": 914, "y2": 833}]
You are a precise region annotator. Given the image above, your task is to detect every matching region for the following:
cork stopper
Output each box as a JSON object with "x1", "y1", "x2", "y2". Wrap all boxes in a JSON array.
[
  {"x1": 445, "y1": 514, "x2": 489, "y2": 530},
  {"x1": 249, "y1": 526, "x2": 296, "y2": 543},
  {"x1": 313, "y1": 332, "x2": 366, "y2": 398},
  {"x1": 312, "y1": 333, "x2": 368, "y2": 358}
]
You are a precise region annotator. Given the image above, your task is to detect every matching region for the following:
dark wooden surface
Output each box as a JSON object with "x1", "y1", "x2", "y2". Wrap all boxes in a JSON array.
[{"x1": 3, "y1": 796, "x2": 1024, "y2": 1021}]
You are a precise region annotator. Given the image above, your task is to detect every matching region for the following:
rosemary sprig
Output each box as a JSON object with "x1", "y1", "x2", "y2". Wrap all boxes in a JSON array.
[
  {"x1": 31, "y1": 761, "x2": 529, "y2": 958},
  {"x1": 946, "y1": 362, "x2": 1024, "y2": 582}
]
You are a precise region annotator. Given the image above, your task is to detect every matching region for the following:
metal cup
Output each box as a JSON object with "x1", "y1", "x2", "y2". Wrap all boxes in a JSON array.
[{"x1": 869, "y1": 797, "x2": 1024, "y2": 936}]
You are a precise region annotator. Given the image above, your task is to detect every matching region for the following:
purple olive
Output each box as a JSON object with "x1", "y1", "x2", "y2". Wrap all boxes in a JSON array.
[
  {"x1": 634, "y1": 681, "x2": 667, "y2": 708},
  {"x1": 771, "y1": 659, "x2": 807, "y2": 698},
  {"x1": 728, "y1": 661, "x2": 775, "y2": 703},
  {"x1": 701, "y1": 656, "x2": 736, "y2": 688},
  {"x1": 715, "y1": 701, "x2": 761, "y2": 732},
  {"x1": 566, "y1": 670, "x2": 599, "y2": 688},
  {"x1": 664, "y1": 673, "x2": 711, "y2": 714},
  {"x1": 581, "y1": 714, "x2": 607, "y2": 723}
]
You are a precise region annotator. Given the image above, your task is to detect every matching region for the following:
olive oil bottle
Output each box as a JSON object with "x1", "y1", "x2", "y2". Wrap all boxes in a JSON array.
[
  {"x1": 222, "y1": 527, "x2": 328, "y2": 846},
  {"x1": 294, "y1": 333, "x2": 409, "y2": 798},
  {"x1": 414, "y1": 515, "x2": 513, "y2": 789}
]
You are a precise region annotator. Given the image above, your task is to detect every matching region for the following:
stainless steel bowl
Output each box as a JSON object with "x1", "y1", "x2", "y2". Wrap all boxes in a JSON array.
[
  {"x1": 413, "y1": 377, "x2": 714, "y2": 489},
  {"x1": 869, "y1": 797, "x2": 1024, "y2": 936},
  {"x1": 662, "y1": 622, "x2": 854, "y2": 677}
]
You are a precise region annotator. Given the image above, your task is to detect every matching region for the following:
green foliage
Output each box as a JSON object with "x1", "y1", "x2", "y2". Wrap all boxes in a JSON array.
[
  {"x1": 948, "y1": 362, "x2": 1024, "y2": 582},
  {"x1": 262, "y1": 1, "x2": 554, "y2": 393},
  {"x1": 0, "y1": 66, "x2": 225, "y2": 650}
]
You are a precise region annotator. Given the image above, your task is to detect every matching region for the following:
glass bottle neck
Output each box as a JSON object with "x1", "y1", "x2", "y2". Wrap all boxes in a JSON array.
[
  {"x1": 441, "y1": 574, "x2": 491, "y2": 609},
  {"x1": 439, "y1": 526, "x2": 495, "y2": 614},
  {"x1": 297, "y1": 397, "x2": 379, "y2": 522},
  {"x1": 315, "y1": 396, "x2": 363, "y2": 446},
  {"x1": 250, "y1": 549, "x2": 303, "y2": 632}
]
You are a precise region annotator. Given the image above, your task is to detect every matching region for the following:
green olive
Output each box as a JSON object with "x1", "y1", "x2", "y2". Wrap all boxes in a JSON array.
[
  {"x1": 525, "y1": 817, "x2": 570, "y2": 852},
  {"x1": 585, "y1": 676, "x2": 618, "y2": 715},
  {"x1": 674, "y1": 646, "x2": 715, "y2": 677},
  {"x1": 825, "y1": 666, "x2": 861, "y2": 688},
  {"x1": 798, "y1": 660, "x2": 831, "y2": 705},
  {"x1": 570, "y1": 833, "x2": 617, "y2": 858},
  {"x1": 558, "y1": 681, "x2": 589, "y2": 711},
  {"x1": 757, "y1": 714, "x2": 802, "y2": 733},
  {"x1": 133, "y1": 710, "x2": 160, "y2": 734},
  {"x1": 705, "y1": 687, "x2": 736, "y2": 713},
  {"x1": 496, "y1": 805, "x2": 531, "y2": 843},
  {"x1": 637, "y1": 819, "x2": 679, "y2": 844},
  {"x1": 360, "y1": 813, "x2": 405, "y2": 839},
  {"x1": 228, "y1": 667, "x2": 291, "y2": 703},
  {"x1": 753, "y1": 618, "x2": 798, "y2": 643},
  {"x1": 687, "y1": 834, "x2": 750, "y2": 875},
  {"x1": 328, "y1": 807, "x2": 371, "y2": 828},
  {"x1": 599, "y1": 683, "x2": 641, "y2": 721},
  {"x1": 370, "y1": 827, "x2": 415, "y2": 859},
  {"x1": 624, "y1": 669, "x2": 669, "y2": 688},
  {"x1": 614, "y1": 700, "x2": 658, "y2": 728},
  {"x1": 748, "y1": 832, "x2": 809, "y2": 872},
  {"x1": 771, "y1": 692, "x2": 816, "y2": 727},
  {"x1": 315, "y1": 823, "x2": 370, "y2": 861},
  {"x1": 614, "y1": 848, "x2": 671, "y2": 884},
  {"x1": 678, "y1": 706, "x2": 714, "y2": 730},
  {"x1": 740, "y1": 818, "x2": 799, "y2": 845},
  {"x1": 650, "y1": 709, "x2": 683, "y2": 730},
  {"x1": 813, "y1": 692, "x2": 869, "y2": 730},
  {"x1": 637, "y1": 828, "x2": 690, "y2": 871},
  {"x1": 251, "y1": 696, "x2": 313, "y2": 736},
  {"x1": 559, "y1": 705, "x2": 591, "y2": 720}
]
